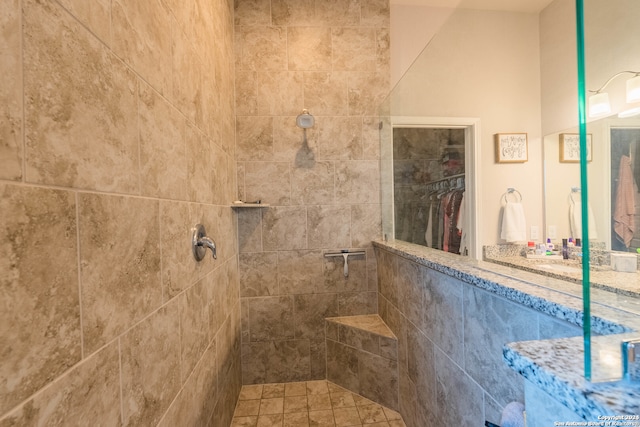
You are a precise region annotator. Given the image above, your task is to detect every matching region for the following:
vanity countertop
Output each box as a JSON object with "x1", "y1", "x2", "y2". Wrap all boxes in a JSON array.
[
  {"x1": 483, "y1": 252, "x2": 640, "y2": 298},
  {"x1": 373, "y1": 240, "x2": 640, "y2": 418}
]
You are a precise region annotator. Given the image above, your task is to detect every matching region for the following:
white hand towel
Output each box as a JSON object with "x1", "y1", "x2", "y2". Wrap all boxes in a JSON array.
[
  {"x1": 569, "y1": 200, "x2": 598, "y2": 240},
  {"x1": 500, "y1": 402, "x2": 525, "y2": 427},
  {"x1": 501, "y1": 202, "x2": 527, "y2": 243}
]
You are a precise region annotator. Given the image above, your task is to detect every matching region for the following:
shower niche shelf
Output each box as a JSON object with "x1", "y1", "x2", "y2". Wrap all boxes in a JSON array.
[{"x1": 230, "y1": 201, "x2": 269, "y2": 209}]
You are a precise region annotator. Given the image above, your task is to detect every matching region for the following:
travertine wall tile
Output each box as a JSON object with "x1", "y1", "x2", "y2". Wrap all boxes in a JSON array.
[
  {"x1": 210, "y1": 204, "x2": 239, "y2": 261},
  {"x1": 331, "y1": 27, "x2": 377, "y2": 72},
  {"x1": 376, "y1": 28, "x2": 391, "y2": 71},
  {"x1": 288, "y1": 27, "x2": 332, "y2": 71},
  {"x1": 218, "y1": 304, "x2": 242, "y2": 385},
  {"x1": 236, "y1": 26, "x2": 287, "y2": 71},
  {"x1": 112, "y1": 0, "x2": 172, "y2": 95},
  {"x1": 262, "y1": 206, "x2": 308, "y2": 251},
  {"x1": 378, "y1": 247, "x2": 584, "y2": 426},
  {"x1": 349, "y1": 72, "x2": 390, "y2": 116},
  {"x1": 326, "y1": 339, "x2": 359, "y2": 391},
  {"x1": 239, "y1": 252, "x2": 279, "y2": 297},
  {"x1": 351, "y1": 204, "x2": 382, "y2": 247},
  {"x1": 24, "y1": 0, "x2": 139, "y2": 193},
  {"x1": 290, "y1": 161, "x2": 334, "y2": 205},
  {"x1": 244, "y1": 162, "x2": 291, "y2": 205},
  {"x1": 323, "y1": 254, "x2": 367, "y2": 293},
  {"x1": 78, "y1": 193, "x2": 162, "y2": 353},
  {"x1": 361, "y1": 0, "x2": 391, "y2": 27},
  {"x1": 234, "y1": 0, "x2": 272, "y2": 26},
  {"x1": 273, "y1": 116, "x2": 319, "y2": 161},
  {"x1": 316, "y1": 0, "x2": 361, "y2": 26},
  {"x1": 238, "y1": 209, "x2": 264, "y2": 253},
  {"x1": 207, "y1": 265, "x2": 230, "y2": 338},
  {"x1": 172, "y1": 24, "x2": 204, "y2": 127},
  {"x1": 248, "y1": 296, "x2": 295, "y2": 341},
  {"x1": 160, "y1": 201, "x2": 202, "y2": 301},
  {"x1": 358, "y1": 350, "x2": 398, "y2": 409},
  {"x1": 2, "y1": 0, "x2": 240, "y2": 423},
  {"x1": 362, "y1": 117, "x2": 382, "y2": 160},
  {"x1": 435, "y1": 347, "x2": 484, "y2": 425},
  {"x1": 139, "y1": 83, "x2": 188, "y2": 199},
  {"x1": 257, "y1": 71, "x2": 304, "y2": 116},
  {"x1": 271, "y1": 0, "x2": 316, "y2": 26},
  {"x1": 422, "y1": 269, "x2": 464, "y2": 366},
  {"x1": 211, "y1": 141, "x2": 233, "y2": 205},
  {"x1": 318, "y1": 117, "x2": 363, "y2": 160},
  {"x1": 0, "y1": 341, "x2": 121, "y2": 426},
  {"x1": 157, "y1": 342, "x2": 219, "y2": 427},
  {"x1": 278, "y1": 250, "x2": 324, "y2": 294},
  {"x1": 309, "y1": 339, "x2": 328, "y2": 379},
  {"x1": 338, "y1": 291, "x2": 377, "y2": 315},
  {"x1": 121, "y1": 303, "x2": 181, "y2": 426},
  {"x1": 57, "y1": 0, "x2": 111, "y2": 45},
  {"x1": 335, "y1": 160, "x2": 381, "y2": 204},
  {"x1": 304, "y1": 72, "x2": 349, "y2": 116},
  {"x1": 180, "y1": 279, "x2": 210, "y2": 382},
  {"x1": 0, "y1": 184, "x2": 80, "y2": 414},
  {"x1": 395, "y1": 257, "x2": 425, "y2": 331},
  {"x1": 236, "y1": 0, "x2": 388, "y2": 385},
  {"x1": 307, "y1": 205, "x2": 351, "y2": 249},
  {"x1": 236, "y1": 116, "x2": 274, "y2": 160},
  {"x1": 242, "y1": 340, "x2": 312, "y2": 384},
  {"x1": 186, "y1": 124, "x2": 213, "y2": 203},
  {"x1": 294, "y1": 293, "x2": 339, "y2": 339},
  {"x1": 235, "y1": 71, "x2": 258, "y2": 115},
  {"x1": 0, "y1": 0, "x2": 22, "y2": 181},
  {"x1": 463, "y1": 286, "x2": 533, "y2": 406},
  {"x1": 406, "y1": 324, "x2": 436, "y2": 423}
]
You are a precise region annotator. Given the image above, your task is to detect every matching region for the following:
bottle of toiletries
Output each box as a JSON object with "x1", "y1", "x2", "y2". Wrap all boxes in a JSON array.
[
  {"x1": 562, "y1": 238, "x2": 569, "y2": 260},
  {"x1": 546, "y1": 238, "x2": 555, "y2": 251},
  {"x1": 536, "y1": 243, "x2": 545, "y2": 255},
  {"x1": 568, "y1": 237, "x2": 575, "y2": 247},
  {"x1": 575, "y1": 238, "x2": 581, "y2": 247},
  {"x1": 527, "y1": 241, "x2": 535, "y2": 254}
]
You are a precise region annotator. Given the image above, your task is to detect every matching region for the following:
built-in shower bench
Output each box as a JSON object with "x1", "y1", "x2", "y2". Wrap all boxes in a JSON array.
[{"x1": 325, "y1": 314, "x2": 399, "y2": 410}]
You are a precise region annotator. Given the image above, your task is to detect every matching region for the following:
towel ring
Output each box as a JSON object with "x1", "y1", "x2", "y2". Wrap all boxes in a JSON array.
[
  {"x1": 502, "y1": 188, "x2": 522, "y2": 204},
  {"x1": 569, "y1": 189, "x2": 580, "y2": 205}
]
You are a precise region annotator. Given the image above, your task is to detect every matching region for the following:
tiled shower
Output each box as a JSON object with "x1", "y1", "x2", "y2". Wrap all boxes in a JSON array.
[
  {"x1": 234, "y1": 0, "x2": 389, "y2": 384},
  {"x1": 1, "y1": 0, "x2": 389, "y2": 425}
]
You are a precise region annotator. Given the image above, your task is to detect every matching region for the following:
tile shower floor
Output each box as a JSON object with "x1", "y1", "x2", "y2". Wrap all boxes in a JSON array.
[{"x1": 230, "y1": 380, "x2": 407, "y2": 427}]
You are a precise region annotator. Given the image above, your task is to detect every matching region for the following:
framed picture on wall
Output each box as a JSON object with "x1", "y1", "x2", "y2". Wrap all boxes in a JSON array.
[
  {"x1": 559, "y1": 133, "x2": 592, "y2": 162},
  {"x1": 494, "y1": 133, "x2": 528, "y2": 163}
]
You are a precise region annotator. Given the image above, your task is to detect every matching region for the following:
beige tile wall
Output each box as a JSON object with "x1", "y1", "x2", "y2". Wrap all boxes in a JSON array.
[
  {"x1": 234, "y1": 0, "x2": 389, "y2": 384},
  {"x1": 0, "y1": 0, "x2": 240, "y2": 425}
]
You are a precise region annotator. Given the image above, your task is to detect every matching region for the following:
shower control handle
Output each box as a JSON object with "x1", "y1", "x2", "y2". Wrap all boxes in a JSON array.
[{"x1": 192, "y1": 224, "x2": 217, "y2": 261}]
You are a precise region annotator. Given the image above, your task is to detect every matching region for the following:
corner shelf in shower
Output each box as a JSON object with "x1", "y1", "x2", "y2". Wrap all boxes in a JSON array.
[{"x1": 230, "y1": 202, "x2": 270, "y2": 209}]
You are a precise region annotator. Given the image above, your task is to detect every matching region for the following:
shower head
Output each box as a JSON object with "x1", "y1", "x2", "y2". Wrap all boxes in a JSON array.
[{"x1": 296, "y1": 109, "x2": 315, "y2": 129}]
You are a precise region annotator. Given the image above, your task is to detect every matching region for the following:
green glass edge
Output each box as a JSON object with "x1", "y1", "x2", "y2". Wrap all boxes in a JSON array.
[{"x1": 575, "y1": 0, "x2": 592, "y2": 381}]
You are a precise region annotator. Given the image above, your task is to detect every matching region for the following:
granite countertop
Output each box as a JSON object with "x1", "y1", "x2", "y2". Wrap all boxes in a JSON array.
[
  {"x1": 373, "y1": 240, "x2": 640, "y2": 417},
  {"x1": 483, "y1": 252, "x2": 640, "y2": 299}
]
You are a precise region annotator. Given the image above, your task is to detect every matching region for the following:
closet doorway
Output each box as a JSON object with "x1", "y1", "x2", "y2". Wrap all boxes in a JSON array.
[{"x1": 391, "y1": 121, "x2": 477, "y2": 256}]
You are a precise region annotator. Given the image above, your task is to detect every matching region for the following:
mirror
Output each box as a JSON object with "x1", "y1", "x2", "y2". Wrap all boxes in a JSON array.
[
  {"x1": 544, "y1": 119, "x2": 640, "y2": 252},
  {"x1": 542, "y1": 0, "x2": 640, "y2": 253}
]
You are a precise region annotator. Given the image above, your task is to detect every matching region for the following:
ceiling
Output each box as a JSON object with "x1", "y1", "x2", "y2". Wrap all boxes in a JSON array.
[{"x1": 390, "y1": 0, "x2": 555, "y2": 13}]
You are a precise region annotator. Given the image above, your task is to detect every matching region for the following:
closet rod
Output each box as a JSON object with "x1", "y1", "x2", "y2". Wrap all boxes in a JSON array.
[{"x1": 426, "y1": 172, "x2": 465, "y2": 186}]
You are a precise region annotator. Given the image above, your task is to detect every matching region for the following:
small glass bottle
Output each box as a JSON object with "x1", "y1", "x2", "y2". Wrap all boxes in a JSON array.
[{"x1": 562, "y1": 238, "x2": 569, "y2": 259}]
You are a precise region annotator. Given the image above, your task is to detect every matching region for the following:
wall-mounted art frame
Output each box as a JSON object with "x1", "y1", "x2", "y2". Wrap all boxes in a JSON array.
[
  {"x1": 559, "y1": 133, "x2": 592, "y2": 162},
  {"x1": 494, "y1": 133, "x2": 528, "y2": 163}
]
